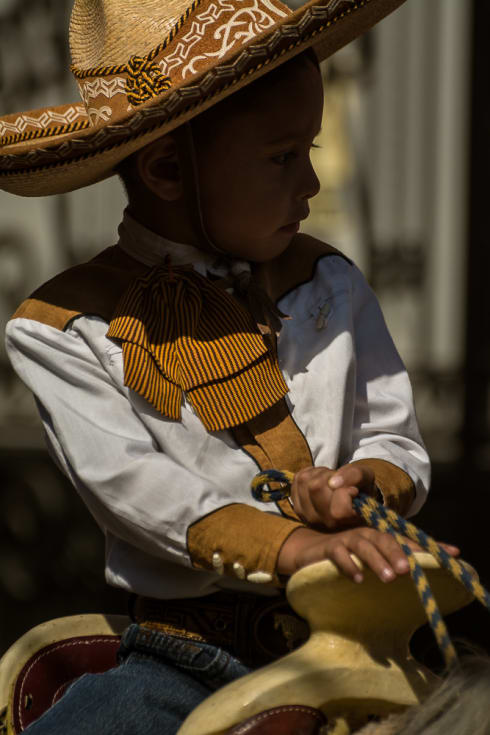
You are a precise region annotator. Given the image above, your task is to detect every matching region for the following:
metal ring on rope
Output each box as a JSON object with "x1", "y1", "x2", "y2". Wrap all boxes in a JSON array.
[{"x1": 251, "y1": 469, "x2": 490, "y2": 669}]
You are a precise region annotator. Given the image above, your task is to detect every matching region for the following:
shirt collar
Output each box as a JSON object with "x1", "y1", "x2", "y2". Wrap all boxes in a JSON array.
[{"x1": 116, "y1": 209, "x2": 248, "y2": 279}]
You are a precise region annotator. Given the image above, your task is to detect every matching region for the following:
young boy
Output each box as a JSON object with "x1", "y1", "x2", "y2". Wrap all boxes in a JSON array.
[{"x1": 0, "y1": 0, "x2": 459, "y2": 732}]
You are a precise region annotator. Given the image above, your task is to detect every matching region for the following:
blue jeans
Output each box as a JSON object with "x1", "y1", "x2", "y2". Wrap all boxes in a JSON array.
[{"x1": 23, "y1": 624, "x2": 252, "y2": 734}]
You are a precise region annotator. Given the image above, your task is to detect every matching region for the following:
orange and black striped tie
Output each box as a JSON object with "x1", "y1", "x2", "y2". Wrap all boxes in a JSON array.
[{"x1": 107, "y1": 263, "x2": 288, "y2": 431}]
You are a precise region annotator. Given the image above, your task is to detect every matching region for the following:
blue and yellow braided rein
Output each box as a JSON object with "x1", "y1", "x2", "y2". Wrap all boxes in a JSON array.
[{"x1": 251, "y1": 469, "x2": 490, "y2": 669}]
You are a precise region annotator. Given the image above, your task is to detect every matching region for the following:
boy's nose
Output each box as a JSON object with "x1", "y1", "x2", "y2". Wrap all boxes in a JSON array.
[{"x1": 300, "y1": 159, "x2": 320, "y2": 200}]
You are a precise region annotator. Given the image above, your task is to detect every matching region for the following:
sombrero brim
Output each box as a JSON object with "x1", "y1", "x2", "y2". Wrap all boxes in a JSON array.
[{"x1": 0, "y1": 0, "x2": 406, "y2": 196}]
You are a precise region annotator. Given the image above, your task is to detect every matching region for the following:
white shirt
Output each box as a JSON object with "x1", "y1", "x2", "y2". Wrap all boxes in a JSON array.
[{"x1": 5, "y1": 213, "x2": 430, "y2": 599}]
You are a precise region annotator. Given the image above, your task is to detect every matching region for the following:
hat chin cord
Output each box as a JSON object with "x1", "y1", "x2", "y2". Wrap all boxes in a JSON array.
[
  {"x1": 175, "y1": 121, "x2": 231, "y2": 260},
  {"x1": 174, "y1": 121, "x2": 288, "y2": 339}
]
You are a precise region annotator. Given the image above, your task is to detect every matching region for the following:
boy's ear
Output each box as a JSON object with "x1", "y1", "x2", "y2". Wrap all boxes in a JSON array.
[{"x1": 137, "y1": 136, "x2": 182, "y2": 201}]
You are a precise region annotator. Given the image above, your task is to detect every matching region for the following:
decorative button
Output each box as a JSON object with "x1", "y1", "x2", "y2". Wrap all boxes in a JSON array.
[
  {"x1": 246, "y1": 571, "x2": 273, "y2": 583},
  {"x1": 233, "y1": 562, "x2": 246, "y2": 579},
  {"x1": 212, "y1": 551, "x2": 224, "y2": 575}
]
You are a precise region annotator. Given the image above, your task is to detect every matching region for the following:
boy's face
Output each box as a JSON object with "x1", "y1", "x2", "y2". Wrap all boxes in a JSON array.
[{"x1": 194, "y1": 58, "x2": 323, "y2": 262}]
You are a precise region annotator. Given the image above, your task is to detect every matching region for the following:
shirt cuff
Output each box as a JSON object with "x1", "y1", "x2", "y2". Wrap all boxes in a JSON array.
[
  {"x1": 187, "y1": 503, "x2": 304, "y2": 587},
  {"x1": 349, "y1": 458, "x2": 416, "y2": 516}
]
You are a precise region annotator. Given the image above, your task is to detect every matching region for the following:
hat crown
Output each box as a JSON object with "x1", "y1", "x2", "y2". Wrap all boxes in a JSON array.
[
  {"x1": 1, "y1": 0, "x2": 409, "y2": 197},
  {"x1": 70, "y1": 0, "x2": 183, "y2": 69}
]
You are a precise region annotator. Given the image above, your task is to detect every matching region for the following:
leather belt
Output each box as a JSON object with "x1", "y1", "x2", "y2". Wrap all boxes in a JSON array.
[{"x1": 129, "y1": 590, "x2": 309, "y2": 668}]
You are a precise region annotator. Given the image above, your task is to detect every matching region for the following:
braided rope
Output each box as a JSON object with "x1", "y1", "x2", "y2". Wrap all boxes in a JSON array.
[
  {"x1": 252, "y1": 469, "x2": 295, "y2": 502},
  {"x1": 354, "y1": 497, "x2": 457, "y2": 667},
  {"x1": 251, "y1": 469, "x2": 490, "y2": 669},
  {"x1": 356, "y1": 496, "x2": 490, "y2": 610}
]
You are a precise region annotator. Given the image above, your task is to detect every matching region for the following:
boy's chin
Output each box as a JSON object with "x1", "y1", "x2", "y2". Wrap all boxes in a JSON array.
[{"x1": 215, "y1": 230, "x2": 298, "y2": 262}]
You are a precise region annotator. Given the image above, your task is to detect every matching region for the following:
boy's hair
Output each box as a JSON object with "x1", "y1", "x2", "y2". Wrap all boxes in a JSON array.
[{"x1": 116, "y1": 48, "x2": 319, "y2": 202}]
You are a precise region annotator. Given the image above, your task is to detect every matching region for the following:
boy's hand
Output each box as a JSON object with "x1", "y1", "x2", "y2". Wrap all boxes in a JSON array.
[
  {"x1": 277, "y1": 526, "x2": 460, "y2": 584},
  {"x1": 290, "y1": 463, "x2": 376, "y2": 530}
]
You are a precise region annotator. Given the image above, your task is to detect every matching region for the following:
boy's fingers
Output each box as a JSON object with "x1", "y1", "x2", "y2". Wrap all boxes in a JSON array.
[
  {"x1": 293, "y1": 482, "x2": 333, "y2": 527},
  {"x1": 329, "y1": 544, "x2": 363, "y2": 582},
  {"x1": 374, "y1": 533, "x2": 412, "y2": 574},
  {"x1": 327, "y1": 486, "x2": 358, "y2": 524},
  {"x1": 288, "y1": 527, "x2": 459, "y2": 585},
  {"x1": 438, "y1": 542, "x2": 460, "y2": 556},
  {"x1": 400, "y1": 538, "x2": 423, "y2": 553},
  {"x1": 345, "y1": 529, "x2": 413, "y2": 580},
  {"x1": 308, "y1": 485, "x2": 357, "y2": 528},
  {"x1": 329, "y1": 464, "x2": 375, "y2": 492},
  {"x1": 351, "y1": 535, "x2": 399, "y2": 582},
  {"x1": 328, "y1": 465, "x2": 362, "y2": 489},
  {"x1": 297, "y1": 537, "x2": 362, "y2": 581},
  {"x1": 293, "y1": 468, "x2": 341, "y2": 526},
  {"x1": 290, "y1": 470, "x2": 318, "y2": 520},
  {"x1": 292, "y1": 466, "x2": 378, "y2": 528}
]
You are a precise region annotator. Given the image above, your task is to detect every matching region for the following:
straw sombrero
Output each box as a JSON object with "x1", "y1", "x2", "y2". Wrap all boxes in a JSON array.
[{"x1": 0, "y1": 0, "x2": 405, "y2": 197}]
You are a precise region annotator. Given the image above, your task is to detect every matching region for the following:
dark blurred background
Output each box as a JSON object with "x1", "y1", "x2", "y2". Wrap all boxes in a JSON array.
[{"x1": 0, "y1": 0, "x2": 489, "y2": 664}]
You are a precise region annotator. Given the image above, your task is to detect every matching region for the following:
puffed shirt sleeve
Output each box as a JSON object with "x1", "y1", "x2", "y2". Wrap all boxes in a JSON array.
[
  {"x1": 344, "y1": 263, "x2": 429, "y2": 513},
  {"x1": 277, "y1": 256, "x2": 430, "y2": 517},
  {"x1": 5, "y1": 315, "x2": 302, "y2": 594}
]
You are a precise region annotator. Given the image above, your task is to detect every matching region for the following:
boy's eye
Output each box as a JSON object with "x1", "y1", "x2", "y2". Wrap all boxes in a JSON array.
[
  {"x1": 271, "y1": 143, "x2": 321, "y2": 165},
  {"x1": 271, "y1": 151, "x2": 295, "y2": 165}
]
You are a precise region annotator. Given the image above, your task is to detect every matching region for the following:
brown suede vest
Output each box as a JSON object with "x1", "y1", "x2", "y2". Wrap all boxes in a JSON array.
[{"x1": 13, "y1": 232, "x2": 343, "y2": 331}]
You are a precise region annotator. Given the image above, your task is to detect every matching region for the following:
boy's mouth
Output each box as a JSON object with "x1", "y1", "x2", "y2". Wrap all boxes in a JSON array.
[
  {"x1": 279, "y1": 221, "x2": 300, "y2": 234},
  {"x1": 279, "y1": 211, "x2": 309, "y2": 234}
]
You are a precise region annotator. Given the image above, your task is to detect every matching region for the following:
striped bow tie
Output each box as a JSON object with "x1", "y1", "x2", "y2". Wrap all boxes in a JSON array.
[{"x1": 106, "y1": 262, "x2": 289, "y2": 431}]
